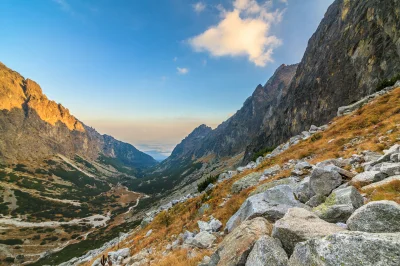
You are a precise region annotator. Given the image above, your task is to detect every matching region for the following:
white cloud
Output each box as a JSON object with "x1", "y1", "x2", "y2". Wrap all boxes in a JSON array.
[
  {"x1": 188, "y1": 0, "x2": 284, "y2": 67},
  {"x1": 193, "y1": 2, "x2": 206, "y2": 13},
  {"x1": 177, "y1": 67, "x2": 189, "y2": 74}
]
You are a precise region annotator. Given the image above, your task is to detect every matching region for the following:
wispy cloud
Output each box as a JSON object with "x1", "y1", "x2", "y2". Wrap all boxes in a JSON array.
[
  {"x1": 188, "y1": 0, "x2": 284, "y2": 67},
  {"x1": 193, "y1": 2, "x2": 206, "y2": 13},
  {"x1": 53, "y1": 0, "x2": 74, "y2": 14},
  {"x1": 177, "y1": 67, "x2": 189, "y2": 75},
  {"x1": 173, "y1": 57, "x2": 178, "y2": 62}
]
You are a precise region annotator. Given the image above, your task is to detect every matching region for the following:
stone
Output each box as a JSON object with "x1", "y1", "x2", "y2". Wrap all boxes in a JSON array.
[
  {"x1": 363, "y1": 151, "x2": 383, "y2": 162},
  {"x1": 198, "y1": 255, "x2": 211, "y2": 266},
  {"x1": 209, "y1": 218, "x2": 272, "y2": 266},
  {"x1": 263, "y1": 165, "x2": 281, "y2": 176},
  {"x1": 198, "y1": 221, "x2": 212, "y2": 232},
  {"x1": 351, "y1": 171, "x2": 382, "y2": 185},
  {"x1": 226, "y1": 185, "x2": 307, "y2": 233},
  {"x1": 108, "y1": 248, "x2": 130, "y2": 262},
  {"x1": 183, "y1": 230, "x2": 195, "y2": 241},
  {"x1": 347, "y1": 200, "x2": 400, "y2": 233},
  {"x1": 323, "y1": 164, "x2": 355, "y2": 178},
  {"x1": 313, "y1": 186, "x2": 364, "y2": 223},
  {"x1": 188, "y1": 231, "x2": 216, "y2": 249},
  {"x1": 209, "y1": 218, "x2": 223, "y2": 232},
  {"x1": 245, "y1": 235, "x2": 289, "y2": 266},
  {"x1": 252, "y1": 176, "x2": 298, "y2": 196},
  {"x1": 205, "y1": 183, "x2": 214, "y2": 192},
  {"x1": 391, "y1": 153, "x2": 400, "y2": 163},
  {"x1": 145, "y1": 229, "x2": 152, "y2": 237},
  {"x1": 289, "y1": 231, "x2": 400, "y2": 266},
  {"x1": 294, "y1": 176, "x2": 315, "y2": 203},
  {"x1": 310, "y1": 167, "x2": 342, "y2": 196},
  {"x1": 305, "y1": 194, "x2": 326, "y2": 207},
  {"x1": 374, "y1": 162, "x2": 400, "y2": 177},
  {"x1": 231, "y1": 172, "x2": 262, "y2": 194},
  {"x1": 360, "y1": 175, "x2": 400, "y2": 191},
  {"x1": 272, "y1": 208, "x2": 345, "y2": 255},
  {"x1": 198, "y1": 203, "x2": 210, "y2": 215},
  {"x1": 294, "y1": 161, "x2": 312, "y2": 170},
  {"x1": 371, "y1": 144, "x2": 400, "y2": 166},
  {"x1": 291, "y1": 169, "x2": 304, "y2": 176}
]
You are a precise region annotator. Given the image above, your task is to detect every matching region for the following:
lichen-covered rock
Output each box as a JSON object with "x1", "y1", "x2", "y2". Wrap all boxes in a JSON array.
[
  {"x1": 231, "y1": 172, "x2": 263, "y2": 194},
  {"x1": 310, "y1": 167, "x2": 342, "y2": 196},
  {"x1": 226, "y1": 185, "x2": 307, "y2": 233},
  {"x1": 263, "y1": 165, "x2": 281, "y2": 176},
  {"x1": 245, "y1": 235, "x2": 288, "y2": 266},
  {"x1": 209, "y1": 218, "x2": 272, "y2": 266},
  {"x1": 305, "y1": 194, "x2": 326, "y2": 207},
  {"x1": 272, "y1": 208, "x2": 345, "y2": 255},
  {"x1": 347, "y1": 200, "x2": 400, "y2": 233},
  {"x1": 289, "y1": 232, "x2": 400, "y2": 266},
  {"x1": 313, "y1": 186, "x2": 363, "y2": 223}
]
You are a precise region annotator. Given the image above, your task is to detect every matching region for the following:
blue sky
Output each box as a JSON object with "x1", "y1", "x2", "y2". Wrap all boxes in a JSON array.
[{"x1": 0, "y1": 0, "x2": 333, "y2": 160}]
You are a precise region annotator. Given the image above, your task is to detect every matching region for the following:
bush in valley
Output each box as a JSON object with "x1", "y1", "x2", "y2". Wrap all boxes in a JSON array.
[
  {"x1": 376, "y1": 73, "x2": 400, "y2": 91},
  {"x1": 0, "y1": 239, "x2": 23, "y2": 245},
  {"x1": 310, "y1": 132, "x2": 323, "y2": 142},
  {"x1": 31, "y1": 235, "x2": 41, "y2": 240},
  {"x1": 252, "y1": 146, "x2": 276, "y2": 162},
  {"x1": 197, "y1": 175, "x2": 218, "y2": 192},
  {"x1": 4, "y1": 257, "x2": 15, "y2": 263}
]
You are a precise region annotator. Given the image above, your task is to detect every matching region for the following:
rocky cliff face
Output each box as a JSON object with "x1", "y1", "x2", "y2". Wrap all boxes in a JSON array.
[
  {"x1": 0, "y1": 62, "x2": 157, "y2": 170},
  {"x1": 244, "y1": 0, "x2": 400, "y2": 162}
]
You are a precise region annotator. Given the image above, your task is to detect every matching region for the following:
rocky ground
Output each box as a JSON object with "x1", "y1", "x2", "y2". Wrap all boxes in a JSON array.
[{"x1": 69, "y1": 83, "x2": 400, "y2": 266}]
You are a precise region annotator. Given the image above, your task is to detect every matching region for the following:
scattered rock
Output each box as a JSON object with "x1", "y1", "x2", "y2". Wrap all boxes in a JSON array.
[
  {"x1": 294, "y1": 176, "x2": 315, "y2": 203},
  {"x1": 351, "y1": 171, "x2": 382, "y2": 185},
  {"x1": 145, "y1": 229, "x2": 152, "y2": 238},
  {"x1": 189, "y1": 231, "x2": 216, "y2": 249},
  {"x1": 108, "y1": 248, "x2": 130, "y2": 263},
  {"x1": 289, "y1": 231, "x2": 400, "y2": 266},
  {"x1": 231, "y1": 172, "x2": 263, "y2": 194},
  {"x1": 263, "y1": 165, "x2": 281, "y2": 176},
  {"x1": 305, "y1": 194, "x2": 326, "y2": 208},
  {"x1": 360, "y1": 175, "x2": 400, "y2": 191},
  {"x1": 347, "y1": 200, "x2": 400, "y2": 233},
  {"x1": 226, "y1": 185, "x2": 307, "y2": 233},
  {"x1": 272, "y1": 208, "x2": 345, "y2": 255},
  {"x1": 310, "y1": 167, "x2": 342, "y2": 196},
  {"x1": 209, "y1": 218, "x2": 272, "y2": 266},
  {"x1": 251, "y1": 176, "x2": 298, "y2": 196},
  {"x1": 313, "y1": 186, "x2": 364, "y2": 223},
  {"x1": 245, "y1": 235, "x2": 289, "y2": 266}
]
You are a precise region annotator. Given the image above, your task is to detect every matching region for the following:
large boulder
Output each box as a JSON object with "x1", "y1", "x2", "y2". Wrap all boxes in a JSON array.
[
  {"x1": 251, "y1": 176, "x2": 298, "y2": 196},
  {"x1": 209, "y1": 218, "x2": 272, "y2": 266},
  {"x1": 347, "y1": 200, "x2": 400, "y2": 233},
  {"x1": 294, "y1": 176, "x2": 315, "y2": 203},
  {"x1": 289, "y1": 232, "x2": 400, "y2": 266},
  {"x1": 187, "y1": 231, "x2": 216, "y2": 249},
  {"x1": 310, "y1": 167, "x2": 342, "y2": 196},
  {"x1": 313, "y1": 186, "x2": 364, "y2": 223},
  {"x1": 351, "y1": 171, "x2": 382, "y2": 186},
  {"x1": 245, "y1": 235, "x2": 288, "y2": 266},
  {"x1": 231, "y1": 172, "x2": 262, "y2": 194},
  {"x1": 371, "y1": 144, "x2": 400, "y2": 166},
  {"x1": 225, "y1": 185, "x2": 307, "y2": 233},
  {"x1": 272, "y1": 208, "x2": 345, "y2": 255}
]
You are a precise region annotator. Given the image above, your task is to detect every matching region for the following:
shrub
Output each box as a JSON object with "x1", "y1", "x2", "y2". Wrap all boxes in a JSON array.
[
  {"x1": 0, "y1": 239, "x2": 23, "y2": 245},
  {"x1": 310, "y1": 133, "x2": 323, "y2": 142},
  {"x1": 197, "y1": 175, "x2": 218, "y2": 192},
  {"x1": 252, "y1": 146, "x2": 276, "y2": 162},
  {"x1": 157, "y1": 211, "x2": 172, "y2": 227},
  {"x1": 376, "y1": 73, "x2": 400, "y2": 91}
]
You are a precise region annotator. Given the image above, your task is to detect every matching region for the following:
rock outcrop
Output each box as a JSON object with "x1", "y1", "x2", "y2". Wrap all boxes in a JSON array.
[
  {"x1": 0, "y1": 62, "x2": 157, "y2": 170},
  {"x1": 245, "y1": 0, "x2": 400, "y2": 162}
]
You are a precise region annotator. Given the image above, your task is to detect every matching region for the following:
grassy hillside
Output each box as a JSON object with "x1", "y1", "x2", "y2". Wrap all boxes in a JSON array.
[{"x1": 83, "y1": 85, "x2": 400, "y2": 266}]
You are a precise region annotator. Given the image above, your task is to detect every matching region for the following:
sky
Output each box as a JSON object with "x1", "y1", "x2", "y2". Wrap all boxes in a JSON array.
[{"x1": 0, "y1": 0, "x2": 334, "y2": 160}]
